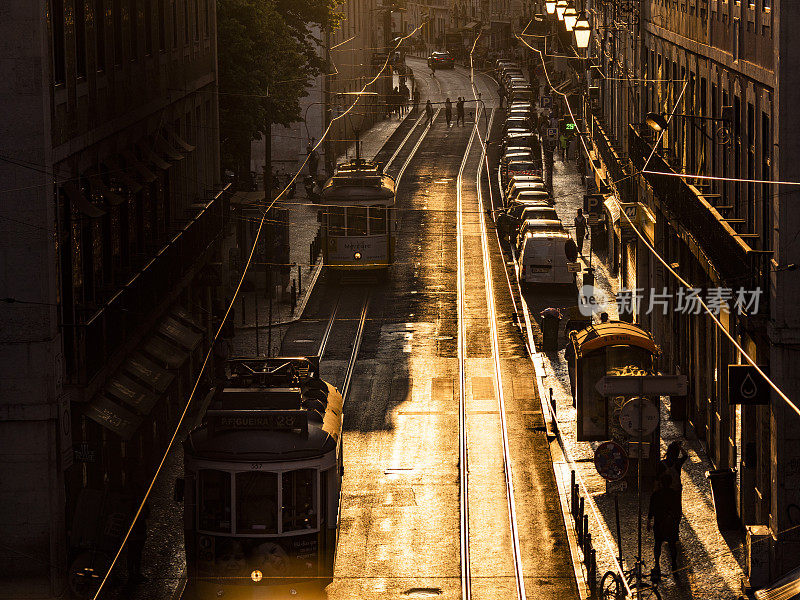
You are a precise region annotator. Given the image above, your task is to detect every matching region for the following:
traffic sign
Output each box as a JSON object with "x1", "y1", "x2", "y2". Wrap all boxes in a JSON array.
[
  {"x1": 587, "y1": 214, "x2": 599, "y2": 225},
  {"x1": 540, "y1": 95, "x2": 552, "y2": 109},
  {"x1": 567, "y1": 261, "x2": 582, "y2": 273},
  {"x1": 619, "y1": 397, "x2": 659, "y2": 437},
  {"x1": 728, "y1": 364, "x2": 770, "y2": 405},
  {"x1": 583, "y1": 193, "x2": 604, "y2": 214},
  {"x1": 594, "y1": 441, "x2": 629, "y2": 481},
  {"x1": 595, "y1": 374, "x2": 688, "y2": 396},
  {"x1": 547, "y1": 127, "x2": 558, "y2": 140}
]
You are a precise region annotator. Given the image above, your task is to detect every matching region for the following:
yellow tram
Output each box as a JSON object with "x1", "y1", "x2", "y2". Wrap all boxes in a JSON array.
[{"x1": 320, "y1": 159, "x2": 396, "y2": 274}]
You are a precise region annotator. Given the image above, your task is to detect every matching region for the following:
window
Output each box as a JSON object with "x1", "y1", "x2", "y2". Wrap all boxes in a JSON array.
[
  {"x1": 236, "y1": 472, "x2": 278, "y2": 534},
  {"x1": 198, "y1": 470, "x2": 231, "y2": 533},
  {"x1": 346, "y1": 207, "x2": 368, "y2": 236},
  {"x1": 51, "y1": 0, "x2": 66, "y2": 84},
  {"x1": 328, "y1": 206, "x2": 345, "y2": 236},
  {"x1": 761, "y1": 112, "x2": 771, "y2": 249},
  {"x1": 144, "y1": 0, "x2": 152, "y2": 54},
  {"x1": 282, "y1": 469, "x2": 317, "y2": 531},
  {"x1": 129, "y1": 0, "x2": 137, "y2": 59},
  {"x1": 203, "y1": 0, "x2": 209, "y2": 36},
  {"x1": 733, "y1": 17, "x2": 741, "y2": 60},
  {"x1": 75, "y1": 0, "x2": 87, "y2": 77},
  {"x1": 193, "y1": 0, "x2": 199, "y2": 40},
  {"x1": 184, "y1": 0, "x2": 189, "y2": 43},
  {"x1": 157, "y1": 0, "x2": 165, "y2": 50},
  {"x1": 95, "y1": 0, "x2": 106, "y2": 70},
  {"x1": 113, "y1": 0, "x2": 123, "y2": 65},
  {"x1": 368, "y1": 206, "x2": 387, "y2": 234}
]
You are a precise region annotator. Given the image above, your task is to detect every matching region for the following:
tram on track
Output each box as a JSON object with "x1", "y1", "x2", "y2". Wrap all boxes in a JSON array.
[
  {"x1": 320, "y1": 158, "x2": 397, "y2": 274},
  {"x1": 179, "y1": 356, "x2": 343, "y2": 599}
]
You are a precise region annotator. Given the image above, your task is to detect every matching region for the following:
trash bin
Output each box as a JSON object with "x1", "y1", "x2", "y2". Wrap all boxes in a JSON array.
[
  {"x1": 706, "y1": 468, "x2": 741, "y2": 530},
  {"x1": 539, "y1": 308, "x2": 562, "y2": 352}
]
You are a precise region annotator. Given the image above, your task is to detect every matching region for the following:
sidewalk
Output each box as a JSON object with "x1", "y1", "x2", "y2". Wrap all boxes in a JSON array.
[{"x1": 537, "y1": 145, "x2": 746, "y2": 598}]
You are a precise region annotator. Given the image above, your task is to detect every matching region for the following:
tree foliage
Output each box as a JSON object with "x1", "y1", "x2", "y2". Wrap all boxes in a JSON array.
[{"x1": 217, "y1": 0, "x2": 341, "y2": 173}]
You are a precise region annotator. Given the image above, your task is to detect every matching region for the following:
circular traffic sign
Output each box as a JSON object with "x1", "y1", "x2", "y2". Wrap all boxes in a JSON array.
[
  {"x1": 594, "y1": 441, "x2": 629, "y2": 481},
  {"x1": 619, "y1": 397, "x2": 659, "y2": 437}
]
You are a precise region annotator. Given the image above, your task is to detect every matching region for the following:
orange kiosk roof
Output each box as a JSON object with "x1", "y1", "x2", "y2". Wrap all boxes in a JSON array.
[{"x1": 569, "y1": 322, "x2": 660, "y2": 358}]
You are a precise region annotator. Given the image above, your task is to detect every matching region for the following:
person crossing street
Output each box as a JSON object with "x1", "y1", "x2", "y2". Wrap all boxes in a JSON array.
[
  {"x1": 574, "y1": 208, "x2": 588, "y2": 255},
  {"x1": 425, "y1": 100, "x2": 434, "y2": 125},
  {"x1": 445, "y1": 98, "x2": 452, "y2": 127},
  {"x1": 456, "y1": 97, "x2": 465, "y2": 126}
]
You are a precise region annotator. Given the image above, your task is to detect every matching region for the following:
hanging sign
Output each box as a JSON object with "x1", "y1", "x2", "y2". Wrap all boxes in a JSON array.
[{"x1": 728, "y1": 365, "x2": 770, "y2": 405}]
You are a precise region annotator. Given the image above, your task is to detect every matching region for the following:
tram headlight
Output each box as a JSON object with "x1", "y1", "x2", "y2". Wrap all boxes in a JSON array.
[
  {"x1": 251, "y1": 569, "x2": 263, "y2": 582},
  {"x1": 354, "y1": 251, "x2": 362, "y2": 260}
]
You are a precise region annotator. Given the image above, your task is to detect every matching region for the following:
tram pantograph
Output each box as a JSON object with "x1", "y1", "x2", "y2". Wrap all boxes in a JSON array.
[{"x1": 179, "y1": 356, "x2": 343, "y2": 599}]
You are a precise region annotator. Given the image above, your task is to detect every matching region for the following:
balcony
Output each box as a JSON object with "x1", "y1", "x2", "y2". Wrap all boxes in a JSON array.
[
  {"x1": 591, "y1": 114, "x2": 635, "y2": 203},
  {"x1": 68, "y1": 184, "x2": 231, "y2": 387},
  {"x1": 627, "y1": 125, "x2": 756, "y2": 283}
]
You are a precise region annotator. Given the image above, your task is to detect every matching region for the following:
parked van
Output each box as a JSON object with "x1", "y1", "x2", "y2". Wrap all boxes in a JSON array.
[{"x1": 517, "y1": 223, "x2": 574, "y2": 290}]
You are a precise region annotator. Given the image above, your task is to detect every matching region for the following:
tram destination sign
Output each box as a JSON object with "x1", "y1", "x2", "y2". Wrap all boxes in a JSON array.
[{"x1": 208, "y1": 409, "x2": 308, "y2": 433}]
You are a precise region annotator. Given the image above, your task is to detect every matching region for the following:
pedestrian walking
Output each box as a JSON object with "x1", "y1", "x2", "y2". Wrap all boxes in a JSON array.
[
  {"x1": 574, "y1": 208, "x2": 588, "y2": 254},
  {"x1": 307, "y1": 141, "x2": 319, "y2": 178},
  {"x1": 498, "y1": 84, "x2": 506, "y2": 108},
  {"x1": 413, "y1": 87, "x2": 420, "y2": 113},
  {"x1": 456, "y1": 97, "x2": 466, "y2": 126},
  {"x1": 425, "y1": 99, "x2": 434, "y2": 125},
  {"x1": 657, "y1": 441, "x2": 689, "y2": 496},
  {"x1": 445, "y1": 97, "x2": 452, "y2": 127},
  {"x1": 559, "y1": 132, "x2": 569, "y2": 161},
  {"x1": 568, "y1": 135, "x2": 578, "y2": 164},
  {"x1": 647, "y1": 472, "x2": 682, "y2": 580},
  {"x1": 430, "y1": 61, "x2": 436, "y2": 77}
]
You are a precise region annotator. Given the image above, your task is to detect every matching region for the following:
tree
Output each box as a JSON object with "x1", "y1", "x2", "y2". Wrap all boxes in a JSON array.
[{"x1": 217, "y1": 0, "x2": 341, "y2": 184}]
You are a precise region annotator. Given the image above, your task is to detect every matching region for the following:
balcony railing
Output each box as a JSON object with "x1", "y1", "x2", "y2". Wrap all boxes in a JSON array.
[
  {"x1": 628, "y1": 126, "x2": 755, "y2": 282},
  {"x1": 69, "y1": 184, "x2": 231, "y2": 385},
  {"x1": 591, "y1": 114, "x2": 635, "y2": 202}
]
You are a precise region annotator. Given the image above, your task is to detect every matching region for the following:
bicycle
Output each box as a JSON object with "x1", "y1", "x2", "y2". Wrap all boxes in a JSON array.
[{"x1": 600, "y1": 559, "x2": 662, "y2": 600}]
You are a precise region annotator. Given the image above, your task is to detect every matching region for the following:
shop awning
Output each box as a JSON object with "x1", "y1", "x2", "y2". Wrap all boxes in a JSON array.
[
  {"x1": 121, "y1": 150, "x2": 157, "y2": 183},
  {"x1": 166, "y1": 125, "x2": 195, "y2": 152},
  {"x1": 104, "y1": 157, "x2": 143, "y2": 194},
  {"x1": 124, "y1": 352, "x2": 175, "y2": 393},
  {"x1": 142, "y1": 335, "x2": 188, "y2": 370},
  {"x1": 105, "y1": 372, "x2": 160, "y2": 415},
  {"x1": 86, "y1": 170, "x2": 125, "y2": 206},
  {"x1": 84, "y1": 395, "x2": 142, "y2": 440},
  {"x1": 138, "y1": 141, "x2": 171, "y2": 170},
  {"x1": 158, "y1": 316, "x2": 203, "y2": 351},
  {"x1": 64, "y1": 182, "x2": 106, "y2": 218},
  {"x1": 604, "y1": 195, "x2": 620, "y2": 224}
]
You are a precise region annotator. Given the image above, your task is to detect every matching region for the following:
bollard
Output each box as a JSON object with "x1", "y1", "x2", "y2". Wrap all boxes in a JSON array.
[
  {"x1": 577, "y1": 498, "x2": 585, "y2": 543},
  {"x1": 297, "y1": 264, "x2": 302, "y2": 291},
  {"x1": 291, "y1": 280, "x2": 297, "y2": 313},
  {"x1": 570, "y1": 471, "x2": 576, "y2": 512},
  {"x1": 589, "y1": 549, "x2": 597, "y2": 597},
  {"x1": 583, "y1": 522, "x2": 591, "y2": 561}
]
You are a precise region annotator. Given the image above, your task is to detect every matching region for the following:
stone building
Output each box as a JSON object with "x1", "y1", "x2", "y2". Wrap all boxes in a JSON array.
[
  {"x1": 585, "y1": 0, "x2": 800, "y2": 583},
  {"x1": 0, "y1": 0, "x2": 224, "y2": 596}
]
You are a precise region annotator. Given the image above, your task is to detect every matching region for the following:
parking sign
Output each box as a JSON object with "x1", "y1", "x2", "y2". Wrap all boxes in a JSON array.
[
  {"x1": 547, "y1": 127, "x2": 558, "y2": 140},
  {"x1": 540, "y1": 95, "x2": 552, "y2": 109}
]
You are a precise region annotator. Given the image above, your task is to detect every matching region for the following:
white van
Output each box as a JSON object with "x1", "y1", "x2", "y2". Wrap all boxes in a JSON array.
[{"x1": 517, "y1": 223, "x2": 574, "y2": 290}]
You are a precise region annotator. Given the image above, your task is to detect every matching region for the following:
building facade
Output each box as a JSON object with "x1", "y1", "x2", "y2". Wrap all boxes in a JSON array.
[
  {"x1": 584, "y1": 0, "x2": 800, "y2": 583},
  {"x1": 0, "y1": 0, "x2": 224, "y2": 596}
]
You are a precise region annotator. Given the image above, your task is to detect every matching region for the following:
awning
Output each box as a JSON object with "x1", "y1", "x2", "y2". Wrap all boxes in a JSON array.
[
  {"x1": 138, "y1": 141, "x2": 171, "y2": 170},
  {"x1": 83, "y1": 395, "x2": 142, "y2": 440},
  {"x1": 121, "y1": 150, "x2": 157, "y2": 183},
  {"x1": 104, "y1": 157, "x2": 143, "y2": 194},
  {"x1": 64, "y1": 181, "x2": 106, "y2": 218},
  {"x1": 157, "y1": 136, "x2": 185, "y2": 161},
  {"x1": 166, "y1": 125, "x2": 195, "y2": 152},
  {"x1": 463, "y1": 21, "x2": 480, "y2": 30},
  {"x1": 142, "y1": 335, "x2": 188, "y2": 369},
  {"x1": 124, "y1": 352, "x2": 175, "y2": 392},
  {"x1": 604, "y1": 195, "x2": 620, "y2": 224},
  {"x1": 158, "y1": 316, "x2": 203, "y2": 351},
  {"x1": 105, "y1": 372, "x2": 160, "y2": 415},
  {"x1": 86, "y1": 170, "x2": 125, "y2": 206}
]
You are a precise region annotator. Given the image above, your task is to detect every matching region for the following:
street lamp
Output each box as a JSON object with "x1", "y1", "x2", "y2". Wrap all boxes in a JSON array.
[
  {"x1": 563, "y1": 5, "x2": 578, "y2": 31},
  {"x1": 573, "y1": 12, "x2": 590, "y2": 49},
  {"x1": 644, "y1": 112, "x2": 670, "y2": 133},
  {"x1": 556, "y1": 0, "x2": 568, "y2": 20},
  {"x1": 545, "y1": 0, "x2": 557, "y2": 15}
]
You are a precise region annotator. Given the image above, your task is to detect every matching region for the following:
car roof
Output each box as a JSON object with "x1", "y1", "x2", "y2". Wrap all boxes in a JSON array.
[
  {"x1": 521, "y1": 218, "x2": 563, "y2": 227},
  {"x1": 507, "y1": 160, "x2": 537, "y2": 167},
  {"x1": 521, "y1": 206, "x2": 557, "y2": 213}
]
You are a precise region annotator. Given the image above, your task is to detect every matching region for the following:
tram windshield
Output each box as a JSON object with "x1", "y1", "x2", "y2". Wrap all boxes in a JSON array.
[
  {"x1": 236, "y1": 472, "x2": 278, "y2": 534},
  {"x1": 605, "y1": 345, "x2": 655, "y2": 371},
  {"x1": 197, "y1": 468, "x2": 318, "y2": 534},
  {"x1": 199, "y1": 470, "x2": 232, "y2": 533},
  {"x1": 346, "y1": 207, "x2": 369, "y2": 236},
  {"x1": 368, "y1": 206, "x2": 387, "y2": 234}
]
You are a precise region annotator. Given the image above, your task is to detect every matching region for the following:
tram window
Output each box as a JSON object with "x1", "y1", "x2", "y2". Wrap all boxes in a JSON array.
[
  {"x1": 236, "y1": 472, "x2": 278, "y2": 534},
  {"x1": 282, "y1": 469, "x2": 317, "y2": 531},
  {"x1": 368, "y1": 206, "x2": 387, "y2": 234},
  {"x1": 328, "y1": 206, "x2": 345, "y2": 236},
  {"x1": 198, "y1": 470, "x2": 232, "y2": 533},
  {"x1": 346, "y1": 207, "x2": 368, "y2": 236},
  {"x1": 606, "y1": 345, "x2": 654, "y2": 371}
]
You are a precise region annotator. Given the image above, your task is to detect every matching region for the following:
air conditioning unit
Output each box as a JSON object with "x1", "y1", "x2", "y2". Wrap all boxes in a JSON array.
[{"x1": 746, "y1": 525, "x2": 771, "y2": 590}]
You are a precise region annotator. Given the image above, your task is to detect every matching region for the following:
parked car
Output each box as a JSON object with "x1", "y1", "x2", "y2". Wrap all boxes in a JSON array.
[
  {"x1": 517, "y1": 223, "x2": 574, "y2": 290},
  {"x1": 428, "y1": 51, "x2": 455, "y2": 69}
]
